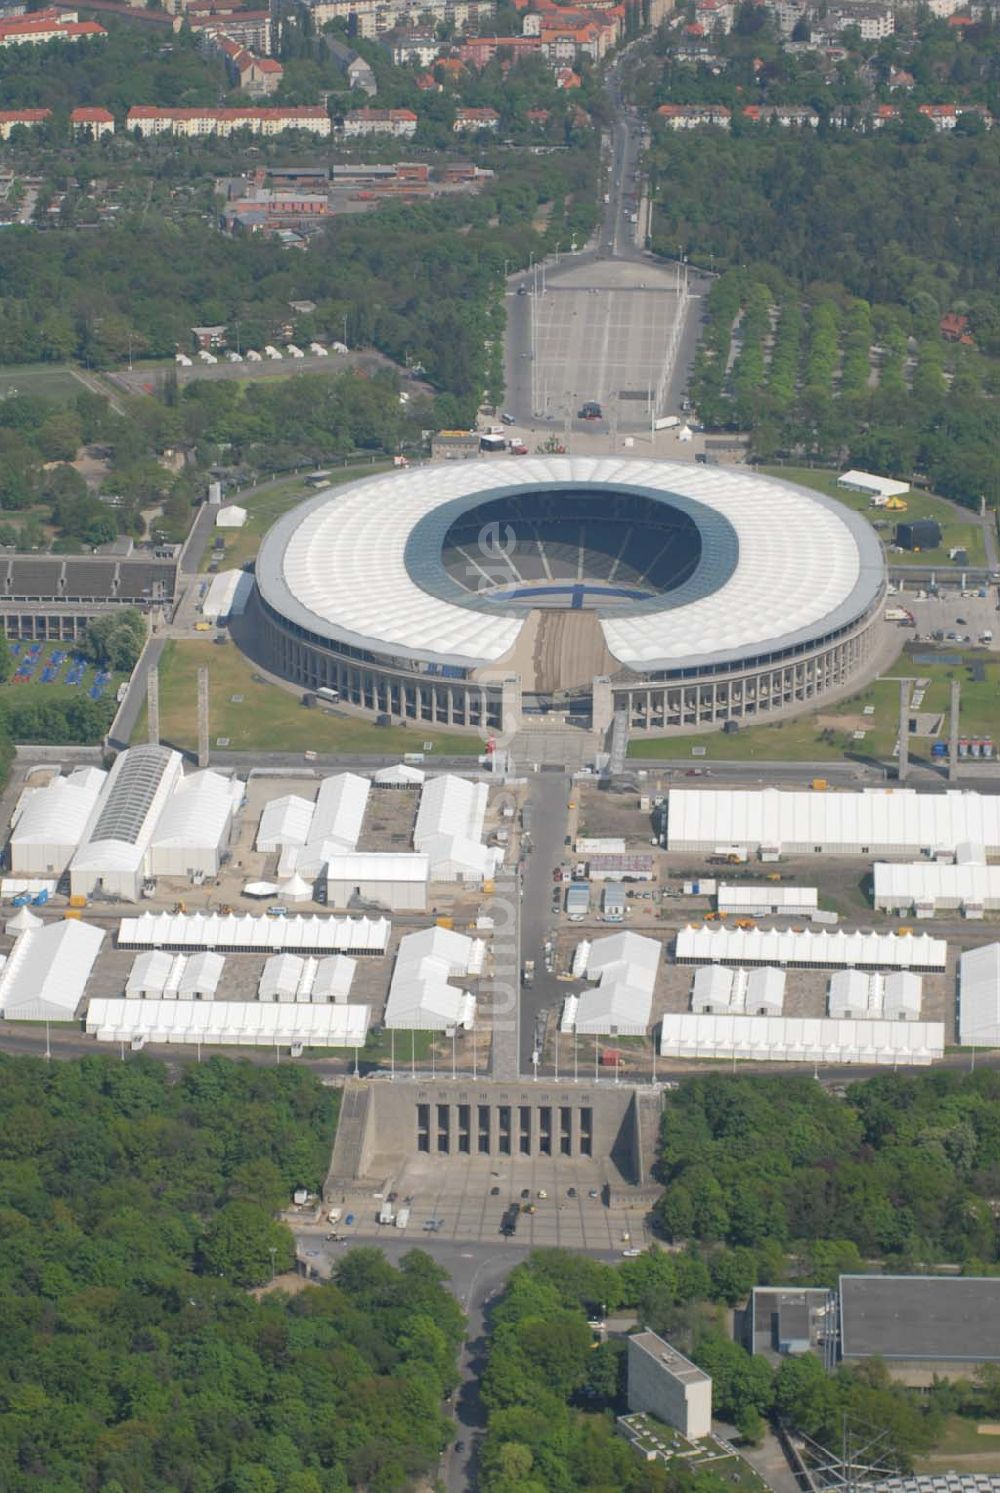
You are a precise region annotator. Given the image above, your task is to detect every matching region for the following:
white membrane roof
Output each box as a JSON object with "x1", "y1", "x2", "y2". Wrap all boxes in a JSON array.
[{"x1": 255, "y1": 457, "x2": 883, "y2": 673}]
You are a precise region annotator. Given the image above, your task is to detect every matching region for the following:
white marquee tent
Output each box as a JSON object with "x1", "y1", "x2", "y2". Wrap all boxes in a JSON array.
[
  {"x1": 692, "y1": 964, "x2": 785, "y2": 1015},
  {"x1": 117, "y1": 910, "x2": 390, "y2": 954},
  {"x1": 675, "y1": 924, "x2": 946, "y2": 971},
  {"x1": 828, "y1": 969, "x2": 922, "y2": 1021},
  {"x1": 85, "y1": 997, "x2": 370, "y2": 1049},
  {"x1": 324, "y1": 852, "x2": 429, "y2": 910},
  {"x1": 873, "y1": 861, "x2": 1000, "y2": 916},
  {"x1": 414, "y1": 774, "x2": 499, "y2": 881}
]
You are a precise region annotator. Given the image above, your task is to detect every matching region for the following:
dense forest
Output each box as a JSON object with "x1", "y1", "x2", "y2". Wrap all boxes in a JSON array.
[
  {"x1": 650, "y1": 130, "x2": 1000, "y2": 504},
  {"x1": 0, "y1": 1054, "x2": 463, "y2": 1491},
  {"x1": 0, "y1": 146, "x2": 598, "y2": 422},
  {"x1": 655, "y1": 1071, "x2": 1000, "y2": 1264},
  {"x1": 477, "y1": 1246, "x2": 965, "y2": 1487}
]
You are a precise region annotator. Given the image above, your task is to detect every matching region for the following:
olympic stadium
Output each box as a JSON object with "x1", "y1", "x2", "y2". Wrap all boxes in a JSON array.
[{"x1": 250, "y1": 457, "x2": 887, "y2": 739}]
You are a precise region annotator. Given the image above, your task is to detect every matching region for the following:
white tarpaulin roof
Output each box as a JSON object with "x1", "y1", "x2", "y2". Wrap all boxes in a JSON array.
[
  {"x1": 256, "y1": 795, "x2": 314, "y2": 852},
  {"x1": 0, "y1": 919, "x2": 105, "y2": 1021},
  {"x1": 384, "y1": 924, "x2": 479, "y2": 1030},
  {"x1": 258, "y1": 953, "x2": 358, "y2": 1003},
  {"x1": 117, "y1": 910, "x2": 389, "y2": 953},
  {"x1": 667, "y1": 787, "x2": 1000, "y2": 855},
  {"x1": 215, "y1": 505, "x2": 247, "y2": 527},
  {"x1": 5, "y1": 906, "x2": 42, "y2": 935},
  {"x1": 279, "y1": 872, "x2": 313, "y2": 902},
  {"x1": 574, "y1": 931, "x2": 659, "y2": 1036},
  {"x1": 416, "y1": 774, "x2": 487, "y2": 844},
  {"x1": 828, "y1": 970, "x2": 922, "y2": 1020},
  {"x1": 203, "y1": 568, "x2": 253, "y2": 620},
  {"x1": 373, "y1": 763, "x2": 426, "y2": 787},
  {"x1": 692, "y1": 965, "x2": 785, "y2": 1014},
  {"x1": 717, "y1": 884, "x2": 818, "y2": 911},
  {"x1": 874, "y1": 861, "x2": 1000, "y2": 909},
  {"x1": 660, "y1": 1013, "x2": 945, "y2": 1065},
  {"x1": 958, "y1": 943, "x2": 1000, "y2": 1047},
  {"x1": 309, "y1": 773, "x2": 369, "y2": 854},
  {"x1": 413, "y1": 774, "x2": 499, "y2": 879},
  {"x1": 837, "y1": 469, "x2": 909, "y2": 499},
  {"x1": 150, "y1": 770, "x2": 240, "y2": 854},
  {"x1": 325, "y1": 852, "x2": 429, "y2": 884},
  {"x1": 676, "y1": 924, "x2": 946, "y2": 971},
  {"x1": 126, "y1": 949, "x2": 225, "y2": 999},
  {"x1": 85, "y1": 997, "x2": 370, "y2": 1048},
  {"x1": 9, "y1": 766, "x2": 107, "y2": 858}
]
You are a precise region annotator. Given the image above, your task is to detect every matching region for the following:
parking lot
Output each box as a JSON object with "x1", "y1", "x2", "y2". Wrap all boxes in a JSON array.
[
  {"x1": 529, "y1": 260, "x2": 689, "y2": 429},
  {"x1": 896, "y1": 581, "x2": 1000, "y2": 650}
]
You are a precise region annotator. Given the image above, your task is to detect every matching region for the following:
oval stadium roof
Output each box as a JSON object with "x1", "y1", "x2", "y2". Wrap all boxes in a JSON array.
[{"x1": 255, "y1": 456, "x2": 884, "y2": 673}]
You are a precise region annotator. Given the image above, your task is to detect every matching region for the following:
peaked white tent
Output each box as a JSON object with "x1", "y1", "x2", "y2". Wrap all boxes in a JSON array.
[
  {"x1": 5, "y1": 906, "x2": 42, "y2": 936},
  {"x1": 373, "y1": 763, "x2": 426, "y2": 788},
  {"x1": 256, "y1": 795, "x2": 314, "y2": 853}
]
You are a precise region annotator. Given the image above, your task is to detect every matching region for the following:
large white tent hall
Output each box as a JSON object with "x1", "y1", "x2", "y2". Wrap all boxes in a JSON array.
[
  {"x1": 383, "y1": 925, "x2": 483, "y2": 1031},
  {"x1": 413, "y1": 774, "x2": 500, "y2": 882},
  {"x1": 570, "y1": 931, "x2": 660, "y2": 1036},
  {"x1": 667, "y1": 787, "x2": 1000, "y2": 858},
  {"x1": 0, "y1": 919, "x2": 105, "y2": 1022}
]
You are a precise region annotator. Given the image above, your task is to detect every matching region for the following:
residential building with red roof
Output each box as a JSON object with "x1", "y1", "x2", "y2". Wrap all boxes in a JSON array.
[
  {"x1": 656, "y1": 103, "x2": 731, "y2": 128},
  {"x1": 70, "y1": 106, "x2": 115, "y2": 137},
  {"x1": 0, "y1": 108, "x2": 52, "y2": 139},
  {"x1": 127, "y1": 106, "x2": 331, "y2": 137},
  {"x1": 0, "y1": 13, "x2": 105, "y2": 45}
]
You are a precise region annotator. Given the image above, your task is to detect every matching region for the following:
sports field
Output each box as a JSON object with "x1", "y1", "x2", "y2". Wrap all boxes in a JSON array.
[{"x1": 0, "y1": 365, "x2": 92, "y2": 405}]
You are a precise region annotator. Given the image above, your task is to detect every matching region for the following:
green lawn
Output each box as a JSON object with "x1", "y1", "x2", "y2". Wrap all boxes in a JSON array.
[
  {"x1": 917, "y1": 1415, "x2": 1000, "y2": 1471},
  {"x1": 0, "y1": 364, "x2": 92, "y2": 405},
  {"x1": 132, "y1": 638, "x2": 483, "y2": 756},
  {"x1": 763, "y1": 465, "x2": 988, "y2": 568},
  {"x1": 629, "y1": 650, "x2": 1000, "y2": 763},
  {"x1": 204, "y1": 464, "x2": 393, "y2": 573}
]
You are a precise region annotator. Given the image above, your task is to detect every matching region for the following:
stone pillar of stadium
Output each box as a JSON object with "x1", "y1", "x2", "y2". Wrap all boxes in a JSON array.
[
  {"x1": 897, "y1": 678, "x2": 910, "y2": 782},
  {"x1": 949, "y1": 678, "x2": 960, "y2": 782}
]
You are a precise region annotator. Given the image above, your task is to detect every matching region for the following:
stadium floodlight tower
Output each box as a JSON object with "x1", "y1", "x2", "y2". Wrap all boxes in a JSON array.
[{"x1": 796, "y1": 1416, "x2": 902, "y2": 1493}]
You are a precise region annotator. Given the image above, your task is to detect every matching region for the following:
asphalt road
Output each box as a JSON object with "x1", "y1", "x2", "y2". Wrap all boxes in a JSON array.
[
  {"x1": 518, "y1": 772, "x2": 571, "y2": 1072},
  {"x1": 309, "y1": 1231, "x2": 624, "y2": 1493}
]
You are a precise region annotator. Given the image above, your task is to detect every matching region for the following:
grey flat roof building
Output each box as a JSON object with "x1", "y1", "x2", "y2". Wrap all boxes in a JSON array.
[{"x1": 840, "y1": 1275, "x2": 1000, "y2": 1363}]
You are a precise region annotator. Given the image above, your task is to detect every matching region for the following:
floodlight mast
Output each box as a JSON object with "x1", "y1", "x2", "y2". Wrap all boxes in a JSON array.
[{"x1": 796, "y1": 1416, "x2": 900, "y2": 1493}]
